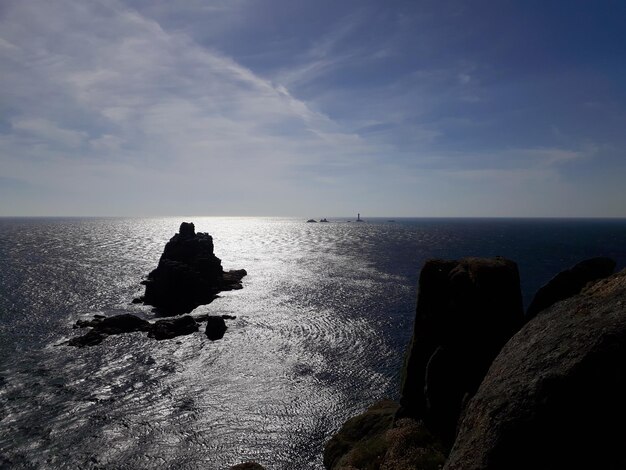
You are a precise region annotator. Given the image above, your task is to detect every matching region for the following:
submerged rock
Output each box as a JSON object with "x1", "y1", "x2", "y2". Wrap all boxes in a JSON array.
[
  {"x1": 526, "y1": 256, "x2": 615, "y2": 319},
  {"x1": 139, "y1": 222, "x2": 246, "y2": 315},
  {"x1": 445, "y1": 269, "x2": 626, "y2": 470},
  {"x1": 399, "y1": 257, "x2": 524, "y2": 446}
]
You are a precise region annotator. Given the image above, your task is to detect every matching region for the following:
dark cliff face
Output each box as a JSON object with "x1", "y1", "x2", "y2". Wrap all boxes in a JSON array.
[
  {"x1": 446, "y1": 269, "x2": 626, "y2": 470},
  {"x1": 324, "y1": 257, "x2": 623, "y2": 470},
  {"x1": 399, "y1": 257, "x2": 524, "y2": 447},
  {"x1": 141, "y1": 222, "x2": 246, "y2": 315}
]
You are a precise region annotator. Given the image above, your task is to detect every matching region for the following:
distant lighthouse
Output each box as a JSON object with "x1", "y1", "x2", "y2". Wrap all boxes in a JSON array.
[{"x1": 356, "y1": 213, "x2": 363, "y2": 222}]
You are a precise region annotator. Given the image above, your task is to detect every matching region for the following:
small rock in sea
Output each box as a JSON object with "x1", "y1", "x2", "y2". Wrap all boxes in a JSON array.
[
  {"x1": 205, "y1": 316, "x2": 227, "y2": 341},
  {"x1": 149, "y1": 315, "x2": 199, "y2": 341},
  {"x1": 230, "y1": 463, "x2": 266, "y2": 470},
  {"x1": 95, "y1": 314, "x2": 151, "y2": 335}
]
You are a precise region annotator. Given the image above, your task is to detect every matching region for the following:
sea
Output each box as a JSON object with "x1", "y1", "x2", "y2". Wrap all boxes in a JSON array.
[{"x1": 1, "y1": 217, "x2": 625, "y2": 469}]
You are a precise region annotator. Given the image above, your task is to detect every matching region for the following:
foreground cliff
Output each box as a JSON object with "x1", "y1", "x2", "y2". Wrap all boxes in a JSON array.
[
  {"x1": 325, "y1": 257, "x2": 622, "y2": 470},
  {"x1": 446, "y1": 268, "x2": 626, "y2": 469},
  {"x1": 399, "y1": 257, "x2": 524, "y2": 446}
]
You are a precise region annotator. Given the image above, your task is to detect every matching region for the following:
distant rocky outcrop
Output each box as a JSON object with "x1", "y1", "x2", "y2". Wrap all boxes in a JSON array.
[
  {"x1": 399, "y1": 257, "x2": 524, "y2": 446},
  {"x1": 525, "y1": 256, "x2": 615, "y2": 319},
  {"x1": 138, "y1": 222, "x2": 246, "y2": 315},
  {"x1": 445, "y1": 269, "x2": 626, "y2": 470},
  {"x1": 68, "y1": 313, "x2": 233, "y2": 347}
]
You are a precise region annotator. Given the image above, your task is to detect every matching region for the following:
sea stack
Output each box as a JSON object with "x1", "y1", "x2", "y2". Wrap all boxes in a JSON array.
[{"x1": 139, "y1": 222, "x2": 246, "y2": 315}]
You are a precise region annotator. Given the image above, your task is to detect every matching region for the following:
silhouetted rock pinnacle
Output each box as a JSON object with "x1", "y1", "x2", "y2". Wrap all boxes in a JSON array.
[{"x1": 138, "y1": 222, "x2": 246, "y2": 315}]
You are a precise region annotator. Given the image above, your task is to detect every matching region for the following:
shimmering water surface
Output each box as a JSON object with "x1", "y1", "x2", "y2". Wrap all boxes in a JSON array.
[{"x1": 1, "y1": 217, "x2": 626, "y2": 469}]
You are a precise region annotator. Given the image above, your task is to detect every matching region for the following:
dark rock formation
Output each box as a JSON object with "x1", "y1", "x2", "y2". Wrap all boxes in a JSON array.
[
  {"x1": 149, "y1": 315, "x2": 199, "y2": 340},
  {"x1": 307, "y1": 219, "x2": 317, "y2": 223},
  {"x1": 526, "y1": 256, "x2": 615, "y2": 319},
  {"x1": 205, "y1": 316, "x2": 227, "y2": 341},
  {"x1": 90, "y1": 314, "x2": 151, "y2": 334},
  {"x1": 230, "y1": 463, "x2": 266, "y2": 470},
  {"x1": 69, "y1": 313, "x2": 152, "y2": 347},
  {"x1": 445, "y1": 269, "x2": 626, "y2": 470},
  {"x1": 139, "y1": 222, "x2": 246, "y2": 315},
  {"x1": 399, "y1": 257, "x2": 524, "y2": 446},
  {"x1": 68, "y1": 311, "x2": 237, "y2": 346}
]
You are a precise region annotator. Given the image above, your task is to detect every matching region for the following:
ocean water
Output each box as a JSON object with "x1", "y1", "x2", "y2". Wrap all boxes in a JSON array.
[{"x1": 1, "y1": 217, "x2": 625, "y2": 469}]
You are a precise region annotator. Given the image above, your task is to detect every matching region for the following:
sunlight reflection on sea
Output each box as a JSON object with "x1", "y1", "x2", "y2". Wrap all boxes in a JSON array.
[{"x1": 1, "y1": 217, "x2": 625, "y2": 469}]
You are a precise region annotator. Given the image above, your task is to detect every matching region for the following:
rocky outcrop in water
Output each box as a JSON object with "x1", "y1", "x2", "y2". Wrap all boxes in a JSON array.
[
  {"x1": 230, "y1": 463, "x2": 266, "y2": 470},
  {"x1": 445, "y1": 269, "x2": 626, "y2": 470},
  {"x1": 69, "y1": 313, "x2": 151, "y2": 347},
  {"x1": 68, "y1": 313, "x2": 233, "y2": 347},
  {"x1": 399, "y1": 257, "x2": 524, "y2": 446},
  {"x1": 138, "y1": 222, "x2": 246, "y2": 315},
  {"x1": 205, "y1": 315, "x2": 227, "y2": 340},
  {"x1": 525, "y1": 256, "x2": 615, "y2": 319},
  {"x1": 149, "y1": 315, "x2": 199, "y2": 340}
]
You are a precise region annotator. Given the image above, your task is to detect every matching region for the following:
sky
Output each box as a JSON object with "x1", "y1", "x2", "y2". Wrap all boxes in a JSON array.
[{"x1": 1, "y1": 0, "x2": 625, "y2": 217}]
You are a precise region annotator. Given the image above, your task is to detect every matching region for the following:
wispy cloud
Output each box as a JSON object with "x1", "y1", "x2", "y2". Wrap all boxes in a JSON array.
[{"x1": 0, "y1": 0, "x2": 389, "y2": 214}]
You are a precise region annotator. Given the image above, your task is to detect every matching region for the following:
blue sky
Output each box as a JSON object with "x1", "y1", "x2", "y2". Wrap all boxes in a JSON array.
[{"x1": 1, "y1": 0, "x2": 625, "y2": 216}]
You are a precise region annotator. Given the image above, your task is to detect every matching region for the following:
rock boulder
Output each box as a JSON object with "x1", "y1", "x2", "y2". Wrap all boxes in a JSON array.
[
  {"x1": 445, "y1": 269, "x2": 626, "y2": 470},
  {"x1": 205, "y1": 316, "x2": 227, "y2": 341}
]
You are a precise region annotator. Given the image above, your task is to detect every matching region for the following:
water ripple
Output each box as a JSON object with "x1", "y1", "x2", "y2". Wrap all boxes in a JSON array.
[{"x1": 2, "y1": 217, "x2": 626, "y2": 468}]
